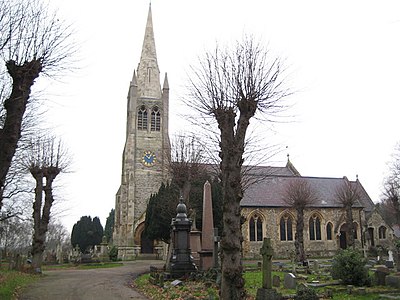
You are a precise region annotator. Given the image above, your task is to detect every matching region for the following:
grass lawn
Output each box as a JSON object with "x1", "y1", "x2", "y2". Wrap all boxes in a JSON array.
[
  {"x1": 0, "y1": 270, "x2": 38, "y2": 300},
  {"x1": 42, "y1": 261, "x2": 123, "y2": 270}
]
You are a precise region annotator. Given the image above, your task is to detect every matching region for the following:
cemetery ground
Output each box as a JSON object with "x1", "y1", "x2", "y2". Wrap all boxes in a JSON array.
[
  {"x1": 133, "y1": 258, "x2": 400, "y2": 300},
  {"x1": 2, "y1": 258, "x2": 400, "y2": 299}
]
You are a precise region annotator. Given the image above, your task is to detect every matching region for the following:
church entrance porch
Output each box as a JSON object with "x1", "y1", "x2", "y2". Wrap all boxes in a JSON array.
[
  {"x1": 141, "y1": 230, "x2": 154, "y2": 254},
  {"x1": 339, "y1": 230, "x2": 347, "y2": 249},
  {"x1": 134, "y1": 222, "x2": 154, "y2": 254}
]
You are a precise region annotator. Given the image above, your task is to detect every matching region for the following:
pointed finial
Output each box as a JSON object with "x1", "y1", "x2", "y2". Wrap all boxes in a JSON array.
[
  {"x1": 163, "y1": 72, "x2": 169, "y2": 89},
  {"x1": 286, "y1": 146, "x2": 290, "y2": 162},
  {"x1": 131, "y1": 70, "x2": 137, "y2": 85}
]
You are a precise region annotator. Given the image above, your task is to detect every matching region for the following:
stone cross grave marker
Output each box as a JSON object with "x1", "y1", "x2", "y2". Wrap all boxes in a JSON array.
[{"x1": 260, "y1": 237, "x2": 273, "y2": 289}]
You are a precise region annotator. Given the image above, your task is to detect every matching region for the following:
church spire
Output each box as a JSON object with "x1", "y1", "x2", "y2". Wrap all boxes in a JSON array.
[{"x1": 136, "y1": 3, "x2": 161, "y2": 98}]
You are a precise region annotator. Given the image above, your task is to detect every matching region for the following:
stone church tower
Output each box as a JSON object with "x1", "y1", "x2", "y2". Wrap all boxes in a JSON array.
[{"x1": 113, "y1": 5, "x2": 170, "y2": 259}]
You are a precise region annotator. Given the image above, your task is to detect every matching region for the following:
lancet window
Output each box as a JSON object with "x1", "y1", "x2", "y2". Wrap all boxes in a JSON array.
[
  {"x1": 309, "y1": 214, "x2": 322, "y2": 240},
  {"x1": 326, "y1": 222, "x2": 333, "y2": 240},
  {"x1": 151, "y1": 106, "x2": 161, "y2": 131},
  {"x1": 280, "y1": 214, "x2": 293, "y2": 241},
  {"x1": 137, "y1": 105, "x2": 148, "y2": 130},
  {"x1": 379, "y1": 226, "x2": 387, "y2": 239},
  {"x1": 249, "y1": 214, "x2": 263, "y2": 242}
]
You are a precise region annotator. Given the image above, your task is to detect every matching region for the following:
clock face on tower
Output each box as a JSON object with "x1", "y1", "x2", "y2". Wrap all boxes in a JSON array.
[{"x1": 142, "y1": 150, "x2": 156, "y2": 167}]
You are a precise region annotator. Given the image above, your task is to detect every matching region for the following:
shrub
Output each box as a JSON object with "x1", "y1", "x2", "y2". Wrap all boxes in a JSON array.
[
  {"x1": 294, "y1": 284, "x2": 319, "y2": 300},
  {"x1": 109, "y1": 246, "x2": 118, "y2": 261},
  {"x1": 331, "y1": 249, "x2": 368, "y2": 286}
]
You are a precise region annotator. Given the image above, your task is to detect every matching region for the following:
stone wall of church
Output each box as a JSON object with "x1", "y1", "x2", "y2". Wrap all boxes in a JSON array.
[
  {"x1": 241, "y1": 206, "x2": 384, "y2": 259},
  {"x1": 365, "y1": 210, "x2": 395, "y2": 251}
]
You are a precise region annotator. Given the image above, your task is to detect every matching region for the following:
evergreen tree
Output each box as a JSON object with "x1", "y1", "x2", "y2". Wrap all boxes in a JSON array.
[
  {"x1": 104, "y1": 209, "x2": 115, "y2": 243},
  {"x1": 71, "y1": 216, "x2": 103, "y2": 253},
  {"x1": 143, "y1": 176, "x2": 223, "y2": 243},
  {"x1": 144, "y1": 183, "x2": 180, "y2": 243}
]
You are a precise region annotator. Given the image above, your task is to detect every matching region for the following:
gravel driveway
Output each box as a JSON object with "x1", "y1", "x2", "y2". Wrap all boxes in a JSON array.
[{"x1": 18, "y1": 260, "x2": 165, "y2": 300}]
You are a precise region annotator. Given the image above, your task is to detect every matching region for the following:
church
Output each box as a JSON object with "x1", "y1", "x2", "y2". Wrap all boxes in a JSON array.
[
  {"x1": 112, "y1": 5, "x2": 171, "y2": 259},
  {"x1": 113, "y1": 5, "x2": 394, "y2": 260}
]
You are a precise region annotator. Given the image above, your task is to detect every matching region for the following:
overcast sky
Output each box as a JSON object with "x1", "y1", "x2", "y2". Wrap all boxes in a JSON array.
[{"x1": 43, "y1": 0, "x2": 400, "y2": 231}]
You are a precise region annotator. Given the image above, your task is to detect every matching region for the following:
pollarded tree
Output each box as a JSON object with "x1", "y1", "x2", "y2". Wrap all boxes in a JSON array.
[
  {"x1": 21, "y1": 136, "x2": 70, "y2": 273},
  {"x1": 335, "y1": 179, "x2": 361, "y2": 249},
  {"x1": 0, "y1": 0, "x2": 76, "y2": 208},
  {"x1": 283, "y1": 178, "x2": 318, "y2": 262},
  {"x1": 186, "y1": 36, "x2": 290, "y2": 299}
]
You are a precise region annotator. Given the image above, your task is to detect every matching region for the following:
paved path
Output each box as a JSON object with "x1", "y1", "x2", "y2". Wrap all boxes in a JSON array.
[{"x1": 18, "y1": 260, "x2": 165, "y2": 300}]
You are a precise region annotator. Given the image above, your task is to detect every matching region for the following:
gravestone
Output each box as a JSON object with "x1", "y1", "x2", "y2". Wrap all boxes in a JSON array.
[
  {"x1": 389, "y1": 250, "x2": 394, "y2": 262},
  {"x1": 284, "y1": 273, "x2": 297, "y2": 289},
  {"x1": 255, "y1": 238, "x2": 282, "y2": 300},
  {"x1": 199, "y1": 181, "x2": 214, "y2": 271},
  {"x1": 272, "y1": 275, "x2": 280, "y2": 287},
  {"x1": 168, "y1": 197, "x2": 197, "y2": 278},
  {"x1": 312, "y1": 259, "x2": 319, "y2": 274},
  {"x1": 213, "y1": 228, "x2": 220, "y2": 268},
  {"x1": 386, "y1": 275, "x2": 400, "y2": 288},
  {"x1": 375, "y1": 265, "x2": 390, "y2": 285},
  {"x1": 385, "y1": 260, "x2": 394, "y2": 268}
]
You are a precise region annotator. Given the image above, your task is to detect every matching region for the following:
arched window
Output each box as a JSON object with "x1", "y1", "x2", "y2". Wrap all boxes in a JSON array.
[
  {"x1": 379, "y1": 226, "x2": 387, "y2": 239},
  {"x1": 280, "y1": 214, "x2": 293, "y2": 241},
  {"x1": 309, "y1": 214, "x2": 321, "y2": 240},
  {"x1": 326, "y1": 222, "x2": 333, "y2": 240},
  {"x1": 151, "y1": 106, "x2": 161, "y2": 131},
  {"x1": 353, "y1": 222, "x2": 358, "y2": 239},
  {"x1": 138, "y1": 105, "x2": 148, "y2": 130},
  {"x1": 249, "y1": 215, "x2": 263, "y2": 241}
]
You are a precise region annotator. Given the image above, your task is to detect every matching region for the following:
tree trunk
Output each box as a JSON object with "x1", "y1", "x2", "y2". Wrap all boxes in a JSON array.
[
  {"x1": 218, "y1": 109, "x2": 246, "y2": 300},
  {"x1": 0, "y1": 59, "x2": 42, "y2": 207},
  {"x1": 345, "y1": 205, "x2": 355, "y2": 248},
  {"x1": 31, "y1": 168, "x2": 59, "y2": 273},
  {"x1": 31, "y1": 169, "x2": 44, "y2": 273},
  {"x1": 295, "y1": 207, "x2": 306, "y2": 262}
]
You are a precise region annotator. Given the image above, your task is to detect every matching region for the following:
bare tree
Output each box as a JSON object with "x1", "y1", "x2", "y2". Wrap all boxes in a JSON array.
[
  {"x1": 0, "y1": 0, "x2": 76, "y2": 208},
  {"x1": 380, "y1": 142, "x2": 400, "y2": 225},
  {"x1": 21, "y1": 136, "x2": 70, "y2": 273},
  {"x1": 335, "y1": 179, "x2": 360, "y2": 249},
  {"x1": 0, "y1": 217, "x2": 32, "y2": 256},
  {"x1": 283, "y1": 178, "x2": 318, "y2": 262},
  {"x1": 186, "y1": 36, "x2": 290, "y2": 299},
  {"x1": 170, "y1": 133, "x2": 207, "y2": 202}
]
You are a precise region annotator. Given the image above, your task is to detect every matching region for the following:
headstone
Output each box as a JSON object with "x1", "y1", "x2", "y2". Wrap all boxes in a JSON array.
[
  {"x1": 386, "y1": 275, "x2": 400, "y2": 288},
  {"x1": 171, "y1": 279, "x2": 183, "y2": 287},
  {"x1": 375, "y1": 265, "x2": 390, "y2": 285},
  {"x1": 284, "y1": 273, "x2": 296, "y2": 289},
  {"x1": 189, "y1": 228, "x2": 201, "y2": 267},
  {"x1": 272, "y1": 275, "x2": 280, "y2": 287},
  {"x1": 347, "y1": 285, "x2": 354, "y2": 294},
  {"x1": 385, "y1": 260, "x2": 394, "y2": 269},
  {"x1": 312, "y1": 260, "x2": 319, "y2": 274}
]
